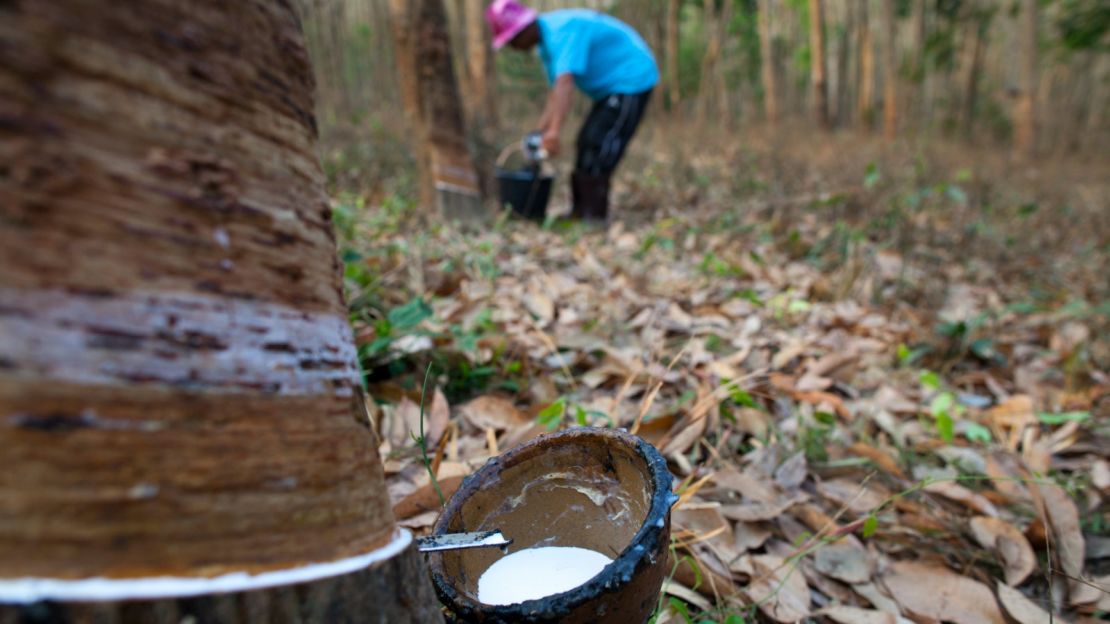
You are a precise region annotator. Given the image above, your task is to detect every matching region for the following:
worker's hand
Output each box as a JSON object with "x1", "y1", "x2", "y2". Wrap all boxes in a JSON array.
[{"x1": 541, "y1": 128, "x2": 561, "y2": 157}]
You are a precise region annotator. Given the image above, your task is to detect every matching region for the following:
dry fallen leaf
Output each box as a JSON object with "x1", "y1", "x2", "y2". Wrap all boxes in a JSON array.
[
  {"x1": 880, "y1": 560, "x2": 1007, "y2": 624},
  {"x1": 801, "y1": 559, "x2": 859, "y2": 604},
  {"x1": 719, "y1": 494, "x2": 807, "y2": 522},
  {"x1": 660, "y1": 410, "x2": 709, "y2": 456},
  {"x1": 523, "y1": 287, "x2": 555, "y2": 324},
  {"x1": 873, "y1": 386, "x2": 919, "y2": 414},
  {"x1": 713, "y1": 467, "x2": 779, "y2": 504},
  {"x1": 995, "y1": 582, "x2": 1053, "y2": 624},
  {"x1": 673, "y1": 504, "x2": 742, "y2": 565},
  {"x1": 734, "y1": 554, "x2": 811, "y2": 623},
  {"x1": 969, "y1": 516, "x2": 1036, "y2": 586},
  {"x1": 817, "y1": 478, "x2": 888, "y2": 514},
  {"x1": 924, "y1": 480, "x2": 999, "y2": 517},
  {"x1": 386, "y1": 397, "x2": 422, "y2": 447},
  {"x1": 820, "y1": 605, "x2": 900, "y2": 624},
  {"x1": 852, "y1": 581, "x2": 901, "y2": 614},
  {"x1": 814, "y1": 539, "x2": 872, "y2": 584},
  {"x1": 497, "y1": 421, "x2": 546, "y2": 450},
  {"x1": 1069, "y1": 574, "x2": 1104, "y2": 607},
  {"x1": 428, "y1": 388, "x2": 449, "y2": 447},
  {"x1": 662, "y1": 580, "x2": 713, "y2": 612},
  {"x1": 1091, "y1": 459, "x2": 1110, "y2": 493},
  {"x1": 774, "y1": 451, "x2": 809, "y2": 490},
  {"x1": 1094, "y1": 574, "x2": 1110, "y2": 612},
  {"x1": 848, "y1": 442, "x2": 906, "y2": 478},
  {"x1": 1034, "y1": 482, "x2": 1087, "y2": 604},
  {"x1": 392, "y1": 474, "x2": 464, "y2": 520},
  {"x1": 984, "y1": 451, "x2": 1032, "y2": 502},
  {"x1": 733, "y1": 520, "x2": 773, "y2": 553},
  {"x1": 458, "y1": 394, "x2": 529, "y2": 431},
  {"x1": 669, "y1": 548, "x2": 737, "y2": 599},
  {"x1": 987, "y1": 395, "x2": 1036, "y2": 450}
]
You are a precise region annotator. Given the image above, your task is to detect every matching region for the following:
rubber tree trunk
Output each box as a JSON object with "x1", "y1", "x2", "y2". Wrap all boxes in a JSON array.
[
  {"x1": 389, "y1": 0, "x2": 484, "y2": 222},
  {"x1": 808, "y1": 0, "x2": 829, "y2": 129},
  {"x1": 695, "y1": 0, "x2": 722, "y2": 127},
  {"x1": 960, "y1": 5, "x2": 988, "y2": 139},
  {"x1": 713, "y1": 0, "x2": 734, "y2": 125},
  {"x1": 912, "y1": 0, "x2": 928, "y2": 126},
  {"x1": 758, "y1": 0, "x2": 779, "y2": 124},
  {"x1": 857, "y1": 0, "x2": 874, "y2": 125},
  {"x1": 1013, "y1": 0, "x2": 1037, "y2": 159},
  {"x1": 879, "y1": 0, "x2": 897, "y2": 139},
  {"x1": 462, "y1": 0, "x2": 499, "y2": 197},
  {"x1": 665, "y1": 0, "x2": 681, "y2": 111},
  {"x1": 463, "y1": 0, "x2": 497, "y2": 129},
  {"x1": 0, "y1": 1, "x2": 440, "y2": 621},
  {"x1": 834, "y1": 1, "x2": 853, "y2": 126}
]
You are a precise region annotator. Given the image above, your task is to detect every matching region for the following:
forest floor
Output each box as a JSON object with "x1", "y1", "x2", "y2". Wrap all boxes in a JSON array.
[{"x1": 329, "y1": 126, "x2": 1108, "y2": 623}]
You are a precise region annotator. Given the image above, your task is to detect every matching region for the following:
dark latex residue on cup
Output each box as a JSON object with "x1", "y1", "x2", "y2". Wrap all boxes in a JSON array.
[{"x1": 427, "y1": 427, "x2": 674, "y2": 623}]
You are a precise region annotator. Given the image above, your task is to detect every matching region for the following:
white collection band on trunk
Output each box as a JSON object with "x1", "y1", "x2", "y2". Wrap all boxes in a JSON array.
[{"x1": 0, "y1": 529, "x2": 413, "y2": 604}]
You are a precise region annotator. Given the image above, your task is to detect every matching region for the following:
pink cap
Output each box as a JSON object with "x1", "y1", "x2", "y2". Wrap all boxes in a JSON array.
[{"x1": 486, "y1": 0, "x2": 538, "y2": 50}]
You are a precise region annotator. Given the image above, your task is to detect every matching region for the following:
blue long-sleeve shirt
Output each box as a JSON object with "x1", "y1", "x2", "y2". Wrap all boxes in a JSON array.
[{"x1": 537, "y1": 9, "x2": 659, "y2": 101}]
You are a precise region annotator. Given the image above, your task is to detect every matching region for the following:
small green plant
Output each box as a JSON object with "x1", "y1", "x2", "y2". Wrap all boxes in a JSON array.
[
  {"x1": 863, "y1": 161, "x2": 882, "y2": 189},
  {"x1": 358, "y1": 297, "x2": 433, "y2": 361},
  {"x1": 929, "y1": 391, "x2": 958, "y2": 443},
  {"x1": 731, "y1": 288, "x2": 764, "y2": 307},
  {"x1": 537, "y1": 396, "x2": 567, "y2": 430},
  {"x1": 1038, "y1": 410, "x2": 1090, "y2": 425},
  {"x1": 800, "y1": 411, "x2": 835, "y2": 462},
  {"x1": 727, "y1": 386, "x2": 759, "y2": 409},
  {"x1": 964, "y1": 421, "x2": 992, "y2": 443},
  {"x1": 895, "y1": 343, "x2": 930, "y2": 367},
  {"x1": 936, "y1": 313, "x2": 1002, "y2": 364}
]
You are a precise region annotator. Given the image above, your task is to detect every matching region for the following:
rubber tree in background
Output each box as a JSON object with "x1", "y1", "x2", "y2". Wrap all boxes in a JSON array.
[
  {"x1": 758, "y1": 0, "x2": 780, "y2": 124},
  {"x1": 665, "y1": 0, "x2": 682, "y2": 110},
  {"x1": 696, "y1": 0, "x2": 733, "y2": 127},
  {"x1": 857, "y1": 0, "x2": 874, "y2": 125},
  {"x1": 1013, "y1": 0, "x2": 1038, "y2": 159},
  {"x1": 462, "y1": 0, "x2": 500, "y2": 196},
  {"x1": 808, "y1": 0, "x2": 829, "y2": 128},
  {"x1": 389, "y1": 0, "x2": 484, "y2": 221},
  {"x1": 880, "y1": 0, "x2": 897, "y2": 139},
  {"x1": 0, "y1": 0, "x2": 439, "y2": 621}
]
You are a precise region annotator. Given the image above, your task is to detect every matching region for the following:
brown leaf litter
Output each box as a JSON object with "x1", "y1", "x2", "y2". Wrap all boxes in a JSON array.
[{"x1": 339, "y1": 174, "x2": 1107, "y2": 622}]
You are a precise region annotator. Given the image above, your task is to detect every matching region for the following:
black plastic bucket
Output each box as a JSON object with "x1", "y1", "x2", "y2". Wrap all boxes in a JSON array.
[{"x1": 496, "y1": 167, "x2": 553, "y2": 221}]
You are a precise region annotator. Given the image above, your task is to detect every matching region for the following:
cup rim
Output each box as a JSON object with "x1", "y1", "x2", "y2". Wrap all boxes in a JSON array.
[{"x1": 427, "y1": 426, "x2": 674, "y2": 621}]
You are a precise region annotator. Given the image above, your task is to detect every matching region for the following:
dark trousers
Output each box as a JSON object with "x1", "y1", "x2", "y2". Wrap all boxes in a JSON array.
[{"x1": 571, "y1": 89, "x2": 652, "y2": 220}]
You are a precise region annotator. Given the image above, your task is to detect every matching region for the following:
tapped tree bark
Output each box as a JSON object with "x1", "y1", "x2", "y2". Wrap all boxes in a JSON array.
[
  {"x1": 808, "y1": 0, "x2": 829, "y2": 129},
  {"x1": 463, "y1": 0, "x2": 497, "y2": 129},
  {"x1": 0, "y1": 0, "x2": 440, "y2": 620},
  {"x1": 758, "y1": 0, "x2": 779, "y2": 124},
  {"x1": 1013, "y1": 0, "x2": 1037, "y2": 159},
  {"x1": 462, "y1": 0, "x2": 499, "y2": 197},
  {"x1": 389, "y1": 0, "x2": 484, "y2": 221},
  {"x1": 389, "y1": 0, "x2": 434, "y2": 210}
]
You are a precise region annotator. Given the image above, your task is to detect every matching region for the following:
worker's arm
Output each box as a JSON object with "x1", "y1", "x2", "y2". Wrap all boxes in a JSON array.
[{"x1": 538, "y1": 73, "x2": 575, "y2": 156}]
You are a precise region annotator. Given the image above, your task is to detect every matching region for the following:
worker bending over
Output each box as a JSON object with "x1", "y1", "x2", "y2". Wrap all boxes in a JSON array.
[{"x1": 486, "y1": 0, "x2": 658, "y2": 222}]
